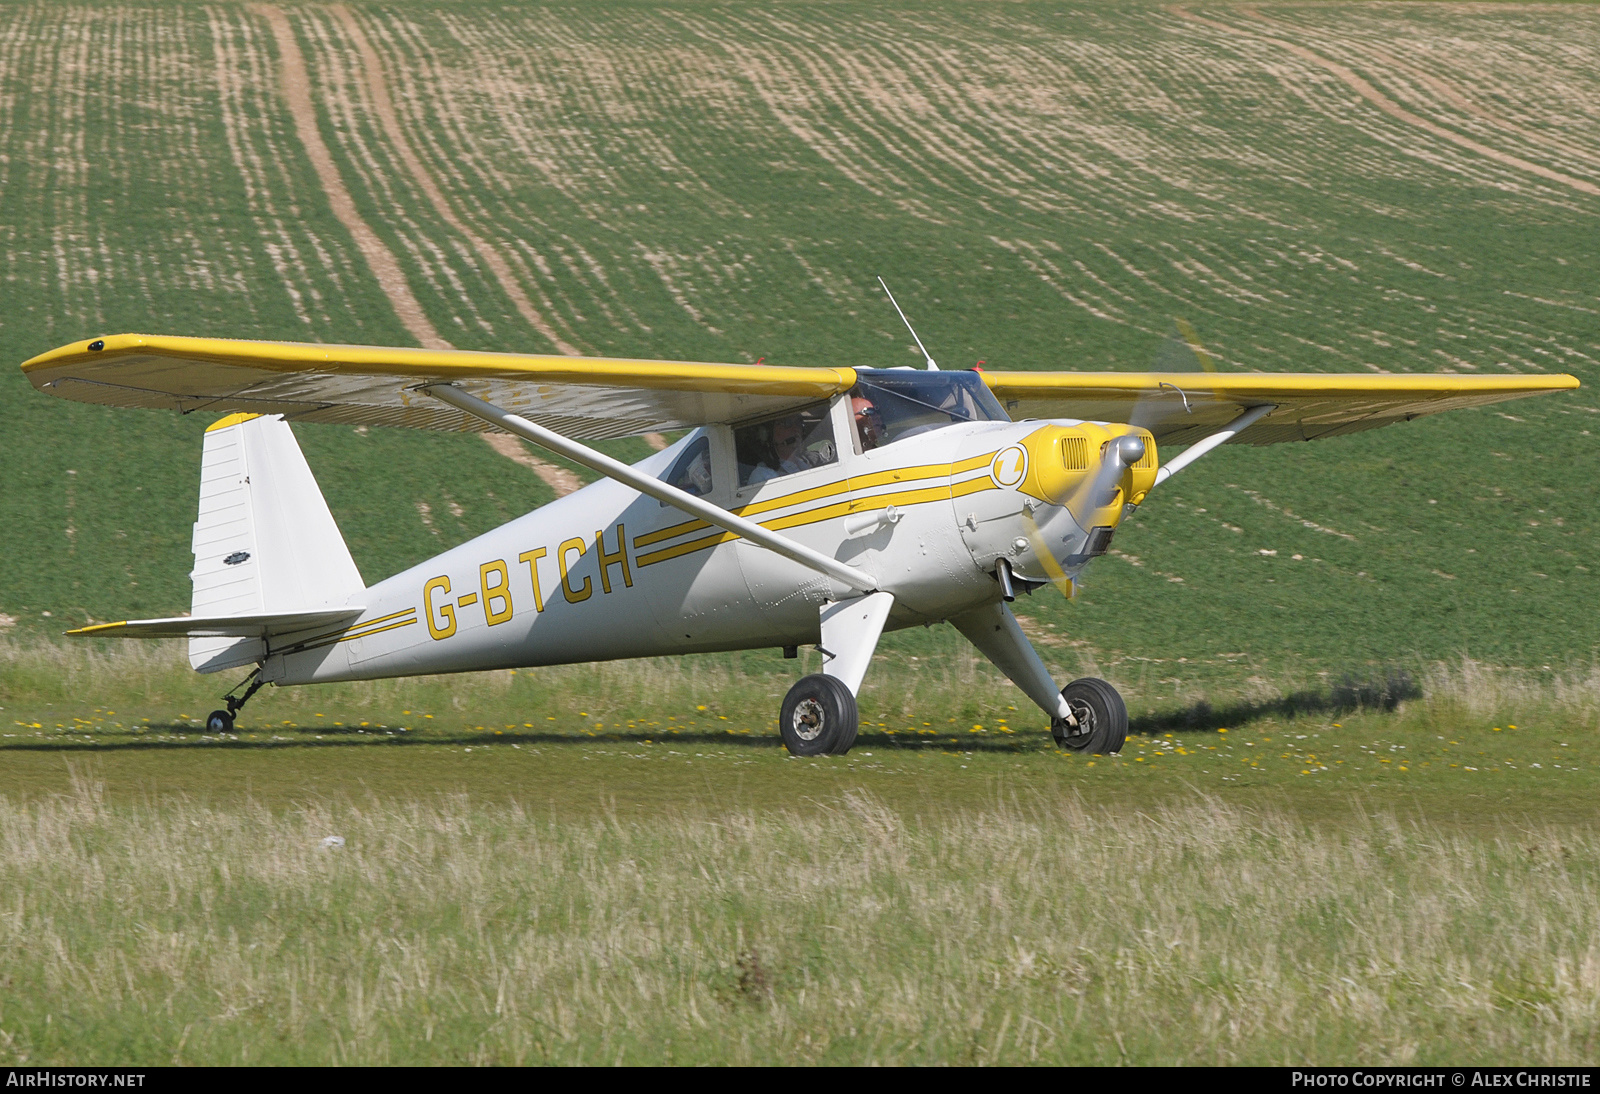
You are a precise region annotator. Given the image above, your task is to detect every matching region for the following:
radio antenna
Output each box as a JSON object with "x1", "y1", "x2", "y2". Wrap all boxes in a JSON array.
[{"x1": 877, "y1": 276, "x2": 939, "y2": 370}]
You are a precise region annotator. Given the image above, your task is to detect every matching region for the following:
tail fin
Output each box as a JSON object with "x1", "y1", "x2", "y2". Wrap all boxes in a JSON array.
[{"x1": 189, "y1": 413, "x2": 365, "y2": 672}]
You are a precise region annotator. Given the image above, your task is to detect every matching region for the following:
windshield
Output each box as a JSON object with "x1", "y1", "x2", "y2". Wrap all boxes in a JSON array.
[{"x1": 849, "y1": 370, "x2": 1009, "y2": 452}]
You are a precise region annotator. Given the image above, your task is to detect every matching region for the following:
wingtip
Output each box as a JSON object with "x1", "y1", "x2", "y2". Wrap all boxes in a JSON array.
[{"x1": 22, "y1": 333, "x2": 153, "y2": 375}]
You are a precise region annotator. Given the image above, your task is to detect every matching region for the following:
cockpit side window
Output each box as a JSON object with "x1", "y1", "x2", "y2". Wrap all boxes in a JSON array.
[
  {"x1": 660, "y1": 434, "x2": 713, "y2": 504},
  {"x1": 848, "y1": 371, "x2": 1008, "y2": 452},
  {"x1": 734, "y1": 403, "x2": 837, "y2": 487}
]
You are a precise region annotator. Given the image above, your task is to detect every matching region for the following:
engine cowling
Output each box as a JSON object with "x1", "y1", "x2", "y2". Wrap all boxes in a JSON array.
[{"x1": 957, "y1": 422, "x2": 1158, "y2": 589}]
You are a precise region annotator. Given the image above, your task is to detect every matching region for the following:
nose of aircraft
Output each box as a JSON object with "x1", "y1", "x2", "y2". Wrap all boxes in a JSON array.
[
  {"x1": 1111, "y1": 433, "x2": 1146, "y2": 469},
  {"x1": 957, "y1": 422, "x2": 1159, "y2": 592}
]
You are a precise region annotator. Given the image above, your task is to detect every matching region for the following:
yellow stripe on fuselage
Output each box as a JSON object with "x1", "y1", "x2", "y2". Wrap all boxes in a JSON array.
[
  {"x1": 631, "y1": 459, "x2": 967, "y2": 553},
  {"x1": 276, "y1": 606, "x2": 419, "y2": 654},
  {"x1": 634, "y1": 462, "x2": 1000, "y2": 568},
  {"x1": 335, "y1": 617, "x2": 418, "y2": 644},
  {"x1": 636, "y1": 529, "x2": 741, "y2": 567}
]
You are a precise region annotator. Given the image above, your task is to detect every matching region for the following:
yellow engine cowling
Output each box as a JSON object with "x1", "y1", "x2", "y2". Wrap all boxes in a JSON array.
[{"x1": 1013, "y1": 422, "x2": 1158, "y2": 525}]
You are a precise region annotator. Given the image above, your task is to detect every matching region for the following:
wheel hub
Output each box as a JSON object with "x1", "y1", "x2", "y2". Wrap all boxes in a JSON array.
[
  {"x1": 792, "y1": 697, "x2": 825, "y2": 741},
  {"x1": 1066, "y1": 698, "x2": 1096, "y2": 737}
]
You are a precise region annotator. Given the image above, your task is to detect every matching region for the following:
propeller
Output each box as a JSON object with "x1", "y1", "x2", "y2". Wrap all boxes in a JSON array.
[
  {"x1": 1027, "y1": 318, "x2": 1220, "y2": 600},
  {"x1": 1061, "y1": 319, "x2": 1213, "y2": 527}
]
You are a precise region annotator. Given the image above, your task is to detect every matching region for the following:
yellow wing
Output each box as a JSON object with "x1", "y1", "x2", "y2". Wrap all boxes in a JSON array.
[
  {"x1": 22, "y1": 334, "x2": 857, "y2": 439},
  {"x1": 23, "y1": 335, "x2": 1578, "y2": 444},
  {"x1": 981, "y1": 370, "x2": 1580, "y2": 445}
]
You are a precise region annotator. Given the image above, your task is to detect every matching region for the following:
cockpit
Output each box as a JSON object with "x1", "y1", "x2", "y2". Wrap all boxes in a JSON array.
[
  {"x1": 846, "y1": 370, "x2": 1009, "y2": 453},
  {"x1": 659, "y1": 369, "x2": 1012, "y2": 502}
]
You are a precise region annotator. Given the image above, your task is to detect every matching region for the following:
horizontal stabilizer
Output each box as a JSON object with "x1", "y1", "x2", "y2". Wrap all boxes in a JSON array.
[{"x1": 68, "y1": 609, "x2": 363, "y2": 640}]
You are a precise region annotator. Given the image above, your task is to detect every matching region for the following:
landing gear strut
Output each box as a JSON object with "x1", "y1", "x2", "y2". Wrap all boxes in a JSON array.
[
  {"x1": 1053, "y1": 677, "x2": 1128, "y2": 754},
  {"x1": 205, "y1": 668, "x2": 266, "y2": 734}
]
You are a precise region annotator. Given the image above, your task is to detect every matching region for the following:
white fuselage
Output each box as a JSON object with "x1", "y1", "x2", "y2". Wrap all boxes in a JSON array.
[{"x1": 262, "y1": 398, "x2": 1106, "y2": 686}]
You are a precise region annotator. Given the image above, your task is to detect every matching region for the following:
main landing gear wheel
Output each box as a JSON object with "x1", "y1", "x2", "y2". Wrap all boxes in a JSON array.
[
  {"x1": 205, "y1": 709, "x2": 235, "y2": 734},
  {"x1": 780, "y1": 673, "x2": 859, "y2": 756},
  {"x1": 1053, "y1": 677, "x2": 1128, "y2": 755}
]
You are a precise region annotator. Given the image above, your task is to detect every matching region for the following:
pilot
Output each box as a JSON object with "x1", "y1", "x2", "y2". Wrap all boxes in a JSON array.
[{"x1": 853, "y1": 395, "x2": 885, "y2": 452}]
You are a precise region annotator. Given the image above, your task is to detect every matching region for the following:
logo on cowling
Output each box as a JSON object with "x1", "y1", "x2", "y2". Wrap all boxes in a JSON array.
[
  {"x1": 990, "y1": 445, "x2": 1028, "y2": 488},
  {"x1": 223, "y1": 551, "x2": 251, "y2": 566}
]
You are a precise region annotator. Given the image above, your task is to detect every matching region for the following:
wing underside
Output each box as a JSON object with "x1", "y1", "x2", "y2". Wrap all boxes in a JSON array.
[{"x1": 23, "y1": 335, "x2": 857, "y2": 439}]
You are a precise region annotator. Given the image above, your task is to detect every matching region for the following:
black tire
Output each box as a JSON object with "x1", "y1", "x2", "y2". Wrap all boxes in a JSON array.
[
  {"x1": 779, "y1": 674, "x2": 858, "y2": 756},
  {"x1": 1053, "y1": 678, "x2": 1127, "y2": 754},
  {"x1": 205, "y1": 709, "x2": 235, "y2": 734}
]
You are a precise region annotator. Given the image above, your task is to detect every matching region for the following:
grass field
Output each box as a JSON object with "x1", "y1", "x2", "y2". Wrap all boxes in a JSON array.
[
  {"x1": 3, "y1": 0, "x2": 1600, "y2": 1065},
  {"x1": 4, "y1": 645, "x2": 1600, "y2": 1064}
]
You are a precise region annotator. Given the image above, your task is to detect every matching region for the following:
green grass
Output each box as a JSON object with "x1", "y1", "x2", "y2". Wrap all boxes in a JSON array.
[
  {"x1": 6, "y1": 645, "x2": 1600, "y2": 1064},
  {"x1": 3, "y1": 638, "x2": 1598, "y2": 823},
  {"x1": 3, "y1": 735, "x2": 1600, "y2": 1063},
  {"x1": 1, "y1": 795, "x2": 1592, "y2": 1066}
]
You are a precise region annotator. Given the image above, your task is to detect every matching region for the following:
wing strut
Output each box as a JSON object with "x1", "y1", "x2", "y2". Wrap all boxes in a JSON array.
[
  {"x1": 1150, "y1": 403, "x2": 1276, "y2": 488},
  {"x1": 423, "y1": 383, "x2": 878, "y2": 594}
]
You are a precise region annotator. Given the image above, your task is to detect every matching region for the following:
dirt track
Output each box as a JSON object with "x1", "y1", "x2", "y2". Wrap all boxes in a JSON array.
[{"x1": 254, "y1": 3, "x2": 589, "y2": 493}]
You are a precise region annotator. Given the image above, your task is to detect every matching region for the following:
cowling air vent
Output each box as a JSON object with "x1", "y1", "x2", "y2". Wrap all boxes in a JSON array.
[
  {"x1": 1060, "y1": 436, "x2": 1088, "y2": 471},
  {"x1": 223, "y1": 551, "x2": 251, "y2": 566},
  {"x1": 1133, "y1": 430, "x2": 1157, "y2": 469}
]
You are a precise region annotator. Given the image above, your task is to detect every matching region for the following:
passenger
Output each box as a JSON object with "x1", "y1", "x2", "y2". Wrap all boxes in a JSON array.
[
  {"x1": 771, "y1": 416, "x2": 814, "y2": 475},
  {"x1": 853, "y1": 395, "x2": 885, "y2": 451},
  {"x1": 747, "y1": 415, "x2": 815, "y2": 483}
]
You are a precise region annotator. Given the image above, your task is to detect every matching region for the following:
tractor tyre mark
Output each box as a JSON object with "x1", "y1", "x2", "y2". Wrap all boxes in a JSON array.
[
  {"x1": 1240, "y1": 7, "x2": 1600, "y2": 174},
  {"x1": 481, "y1": 434, "x2": 583, "y2": 496},
  {"x1": 327, "y1": 4, "x2": 582, "y2": 356},
  {"x1": 252, "y1": 3, "x2": 450, "y2": 348},
  {"x1": 255, "y1": 4, "x2": 579, "y2": 497},
  {"x1": 1173, "y1": 7, "x2": 1600, "y2": 197}
]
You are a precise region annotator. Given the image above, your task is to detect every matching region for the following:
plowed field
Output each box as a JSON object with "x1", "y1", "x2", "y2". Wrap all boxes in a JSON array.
[{"x1": 2, "y1": 1, "x2": 1598, "y2": 689}]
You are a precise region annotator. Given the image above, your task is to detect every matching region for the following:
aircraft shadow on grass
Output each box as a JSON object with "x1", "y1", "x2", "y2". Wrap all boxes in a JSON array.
[
  {"x1": 8, "y1": 671, "x2": 1420, "y2": 755},
  {"x1": 6, "y1": 726, "x2": 1040, "y2": 755},
  {"x1": 1128, "y1": 670, "x2": 1422, "y2": 736}
]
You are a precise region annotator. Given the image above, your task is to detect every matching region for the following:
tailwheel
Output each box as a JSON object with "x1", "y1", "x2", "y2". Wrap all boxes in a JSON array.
[
  {"x1": 1053, "y1": 677, "x2": 1127, "y2": 754},
  {"x1": 203, "y1": 668, "x2": 265, "y2": 734},
  {"x1": 780, "y1": 673, "x2": 858, "y2": 756}
]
